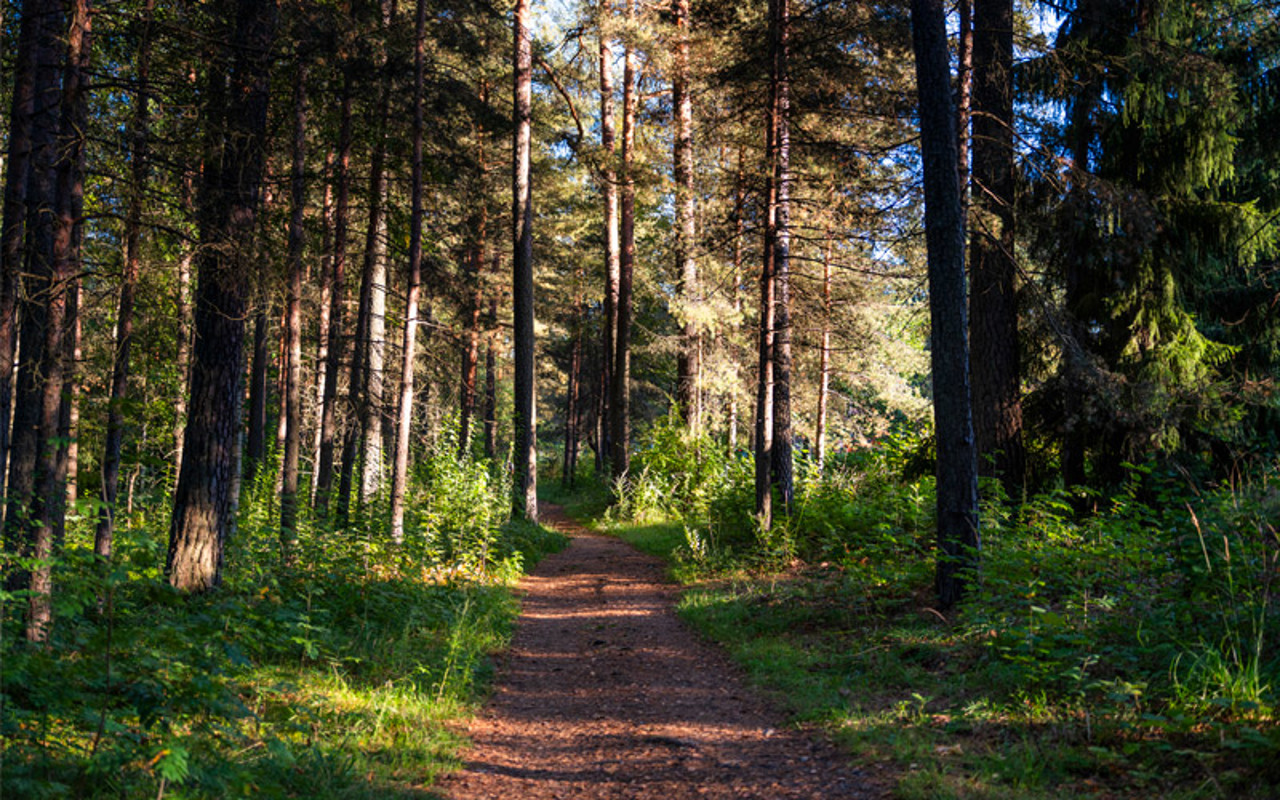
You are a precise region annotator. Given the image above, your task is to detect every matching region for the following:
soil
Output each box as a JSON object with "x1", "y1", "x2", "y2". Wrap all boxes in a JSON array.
[{"x1": 439, "y1": 504, "x2": 888, "y2": 799}]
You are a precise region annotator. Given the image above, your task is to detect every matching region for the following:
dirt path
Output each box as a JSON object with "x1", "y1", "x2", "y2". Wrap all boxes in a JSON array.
[{"x1": 440, "y1": 504, "x2": 885, "y2": 799}]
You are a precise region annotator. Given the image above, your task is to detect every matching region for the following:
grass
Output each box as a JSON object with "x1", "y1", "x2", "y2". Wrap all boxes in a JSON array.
[
  {"x1": 2, "y1": 492, "x2": 568, "y2": 799},
  {"x1": 595, "y1": 496, "x2": 1280, "y2": 799}
]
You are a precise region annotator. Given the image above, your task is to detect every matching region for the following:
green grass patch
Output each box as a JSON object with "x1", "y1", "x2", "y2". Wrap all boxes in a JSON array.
[
  {"x1": 596, "y1": 468, "x2": 1280, "y2": 799},
  {"x1": 2, "y1": 443, "x2": 568, "y2": 799}
]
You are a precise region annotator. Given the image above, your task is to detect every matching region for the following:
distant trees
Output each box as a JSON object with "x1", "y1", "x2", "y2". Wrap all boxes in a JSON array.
[{"x1": 0, "y1": 0, "x2": 1273, "y2": 623}]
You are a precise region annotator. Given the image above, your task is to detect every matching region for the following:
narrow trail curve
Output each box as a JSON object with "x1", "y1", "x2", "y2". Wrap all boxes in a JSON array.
[{"x1": 440, "y1": 504, "x2": 886, "y2": 799}]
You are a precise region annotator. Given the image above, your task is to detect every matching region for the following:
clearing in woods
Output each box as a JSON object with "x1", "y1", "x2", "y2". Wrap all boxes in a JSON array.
[{"x1": 440, "y1": 504, "x2": 887, "y2": 799}]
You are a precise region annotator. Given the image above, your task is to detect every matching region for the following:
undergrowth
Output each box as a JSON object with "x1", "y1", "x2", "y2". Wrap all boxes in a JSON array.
[
  {"x1": 602, "y1": 419, "x2": 1280, "y2": 798},
  {"x1": 1, "y1": 434, "x2": 566, "y2": 799}
]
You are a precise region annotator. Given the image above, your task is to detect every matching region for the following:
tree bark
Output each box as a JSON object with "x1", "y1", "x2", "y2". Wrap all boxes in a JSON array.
[
  {"x1": 609, "y1": 0, "x2": 636, "y2": 485},
  {"x1": 281, "y1": 60, "x2": 308, "y2": 560},
  {"x1": 390, "y1": 0, "x2": 426, "y2": 544},
  {"x1": 0, "y1": 0, "x2": 46, "y2": 521},
  {"x1": 245, "y1": 304, "x2": 269, "y2": 483},
  {"x1": 598, "y1": 8, "x2": 619, "y2": 474},
  {"x1": 673, "y1": 0, "x2": 699, "y2": 430},
  {"x1": 564, "y1": 295, "x2": 583, "y2": 489},
  {"x1": 956, "y1": 0, "x2": 973, "y2": 207},
  {"x1": 3, "y1": 0, "x2": 62, "y2": 619},
  {"x1": 512, "y1": 0, "x2": 537, "y2": 519},
  {"x1": 770, "y1": 0, "x2": 794, "y2": 515},
  {"x1": 310, "y1": 147, "x2": 335, "y2": 503},
  {"x1": 315, "y1": 64, "x2": 354, "y2": 517},
  {"x1": 168, "y1": 0, "x2": 277, "y2": 592},
  {"x1": 969, "y1": 0, "x2": 1023, "y2": 493},
  {"x1": 483, "y1": 294, "x2": 498, "y2": 460},
  {"x1": 96, "y1": 0, "x2": 154, "y2": 559},
  {"x1": 911, "y1": 0, "x2": 981, "y2": 609},
  {"x1": 815, "y1": 219, "x2": 832, "y2": 472}
]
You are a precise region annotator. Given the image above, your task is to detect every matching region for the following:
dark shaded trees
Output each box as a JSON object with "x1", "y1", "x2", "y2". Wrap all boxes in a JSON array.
[
  {"x1": 167, "y1": 0, "x2": 277, "y2": 591},
  {"x1": 968, "y1": 0, "x2": 1022, "y2": 492},
  {"x1": 910, "y1": 0, "x2": 980, "y2": 607}
]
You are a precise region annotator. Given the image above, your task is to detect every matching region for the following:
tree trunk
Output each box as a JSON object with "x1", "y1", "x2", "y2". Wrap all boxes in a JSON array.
[
  {"x1": 969, "y1": 0, "x2": 1022, "y2": 494},
  {"x1": 25, "y1": 0, "x2": 89, "y2": 639},
  {"x1": 564, "y1": 296, "x2": 583, "y2": 489},
  {"x1": 281, "y1": 60, "x2": 308, "y2": 560},
  {"x1": 96, "y1": 0, "x2": 153, "y2": 559},
  {"x1": 609, "y1": 0, "x2": 636, "y2": 485},
  {"x1": 770, "y1": 0, "x2": 794, "y2": 515},
  {"x1": 755, "y1": 1, "x2": 780, "y2": 529},
  {"x1": 245, "y1": 305, "x2": 269, "y2": 483},
  {"x1": 168, "y1": 0, "x2": 276, "y2": 592},
  {"x1": 173, "y1": 175, "x2": 194, "y2": 477},
  {"x1": 673, "y1": 0, "x2": 699, "y2": 430},
  {"x1": 0, "y1": 0, "x2": 46, "y2": 520},
  {"x1": 512, "y1": 0, "x2": 537, "y2": 520},
  {"x1": 459, "y1": 83, "x2": 489, "y2": 455},
  {"x1": 598, "y1": 8, "x2": 619, "y2": 474},
  {"x1": 911, "y1": 0, "x2": 980, "y2": 609},
  {"x1": 956, "y1": 0, "x2": 973, "y2": 206},
  {"x1": 315, "y1": 65, "x2": 354, "y2": 516},
  {"x1": 3, "y1": 0, "x2": 62, "y2": 619},
  {"x1": 483, "y1": 294, "x2": 498, "y2": 460},
  {"x1": 310, "y1": 147, "x2": 335, "y2": 504},
  {"x1": 815, "y1": 221, "x2": 832, "y2": 472},
  {"x1": 390, "y1": 0, "x2": 427, "y2": 544}
]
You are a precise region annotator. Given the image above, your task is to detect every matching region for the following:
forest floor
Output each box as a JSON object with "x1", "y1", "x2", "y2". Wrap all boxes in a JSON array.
[{"x1": 438, "y1": 503, "x2": 891, "y2": 799}]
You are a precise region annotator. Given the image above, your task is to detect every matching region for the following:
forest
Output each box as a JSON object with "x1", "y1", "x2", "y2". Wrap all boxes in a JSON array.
[{"x1": 1, "y1": 0, "x2": 1278, "y2": 796}]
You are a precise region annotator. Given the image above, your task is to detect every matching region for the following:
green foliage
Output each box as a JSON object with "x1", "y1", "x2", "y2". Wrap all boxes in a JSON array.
[
  {"x1": 607, "y1": 431, "x2": 1280, "y2": 796},
  {"x1": 608, "y1": 409, "x2": 737, "y2": 524},
  {"x1": 0, "y1": 451, "x2": 566, "y2": 798}
]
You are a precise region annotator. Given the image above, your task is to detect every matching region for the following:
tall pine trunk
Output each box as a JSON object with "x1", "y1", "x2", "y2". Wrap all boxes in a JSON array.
[
  {"x1": 911, "y1": 0, "x2": 980, "y2": 608},
  {"x1": 609, "y1": 0, "x2": 636, "y2": 485},
  {"x1": 597, "y1": 9, "x2": 619, "y2": 474},
  {"x1": 969, "y1": 0, "x2": 1022, "y2": 493},
  {"x1": 770, "y1": 0, "x2": 794, "y2": 514},
  {"x1": 96, "y1": 0, "x2": 153, "y2": 559},
  {"x1": 0, "y1": 0, "x2": 46, "y2": 519},
  {"x1": 167, "y1": 0, "x2": 276, "y2": 592},
  {"x1": 672, "y1": 0, "x2": 699, "y2": 429},
  {"x1": 4, "y1": 0, "x2": 63, "y2": 616},
  {"x1": 513, "y1": 0, "x2": 537, "y2": 519},
  {"x1": 315, "y1": 65, "x2": 354, "y2": 516},
  {"x1": 281, "y1": 60, "x2": 308, "y2": 559},
  {"x1": 390, "y1": 0, "x2": 427, "y2": 544}
]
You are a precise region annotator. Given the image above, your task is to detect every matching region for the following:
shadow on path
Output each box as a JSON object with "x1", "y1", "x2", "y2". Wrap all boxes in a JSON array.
[{"x1": 439, "y1": 504, "x2": 885, "y2": 799}]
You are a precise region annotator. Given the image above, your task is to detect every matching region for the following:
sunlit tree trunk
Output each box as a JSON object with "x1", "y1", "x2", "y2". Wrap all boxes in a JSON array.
[
  {"x1": 390, "y1": 0, "x2": 426, "y2": 545},
  {"x1": 245, "y1": 305, "x2": 269, "y2": 483},
  {"x1": 598, "y1": 8, "x2": 619, "y2": 474},
  {"x1": 168, "y1": 0, "x2": 276, "y2": 592},
  {"x1": 281, "y1": 60, "x2": 308, "y2": 560},
  {"x1": 815, "y1": 220, "x2": 832, "y2": 472},
  {"x1": 96, "y1": 0, "x2": 154, "y2": 559},
  {"x1": 483, "y1": 293, "x2": 498, "y2": 461},
  {"x1": 310, "y1": 147, "x2": 335, "y2": 503},
  {"x1": 609, "y1": 0, "x2": 636, "y2": 485},
  {"x1": 673, "y1": 0, "x2": 699, "y2": 430},
  {"x1": 512, "y1": 0, "x2": 537, "y2": 519},
  {"x1": 315, "y1": 64, "x2": 354, "y2": 517},
  {"x1": 770, "y1": 0, "x2": 794, "y2": 514},
  {"x1": 911, "y1": 0, "x2": 980, "y2": 608}
]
